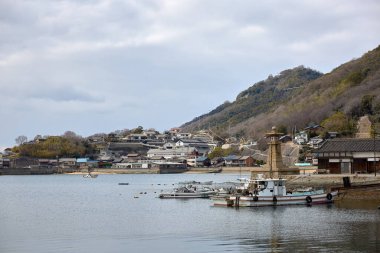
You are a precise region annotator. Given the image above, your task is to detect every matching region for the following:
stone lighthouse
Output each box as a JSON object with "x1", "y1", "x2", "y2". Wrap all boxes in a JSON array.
[{"x1": 264, "y1": 126, "x2": 289, "y2": 178}]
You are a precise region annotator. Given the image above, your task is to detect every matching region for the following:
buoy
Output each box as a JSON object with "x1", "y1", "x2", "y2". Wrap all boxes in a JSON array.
[
  {"x1": 306, "y1": 196, "x2": 312, "y2": 204},
  {"x1": 326, "y1": 193, "x2": 333, "y2": 201}
]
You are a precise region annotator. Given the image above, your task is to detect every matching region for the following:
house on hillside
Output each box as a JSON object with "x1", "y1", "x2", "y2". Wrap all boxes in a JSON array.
[
  {"x1": 308, "y1": 137, "x2": 324, "y2": 149},
  {"x1": 124, "y1": 133, "x2": 148, "y2": 142},
  {"x1": 147, "y1": 147, "x2": 198, "y2": 159},
  {"x1": 176, "y1": 133, "x2": 191, "y2": 139},
  {"x1": 304, "y1": 124, "x2": 324, "y2": 137},
  {"x1": 314, "y1": 138, "x2": 380, "y2": 174},
  {"x1": 294, "y1": 131, "x2": 308, "y2": 145},
  {"x1": 175, "y1": 139, "x2": 210, "y2": 156}
]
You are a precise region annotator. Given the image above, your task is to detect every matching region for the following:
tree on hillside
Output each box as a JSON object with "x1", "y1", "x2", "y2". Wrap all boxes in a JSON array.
[
  {"x1": 63, "y1": 131, "x2": 82, "y2": 140},
  {"x1": 277, "y1": 125, "x2": 288, "y2": 135},
  {"x1": 360, "y1": 95, "x2": 375, "y2": 115},
  {"x1": 132, "y1": 126, "x2": 144, "y2": 134},
  {"x1": 321, "y1": 111, "x2": 355, "y2": 137},
  {"x1": 208, "y1": 147, "x2": 237, "y2": 159},
  {"x1": 16, "y1": 135, "x2": 87, "y2": 158},
  {"x1": 15, "y1": 135, "x2": 28, "y2": 145}
]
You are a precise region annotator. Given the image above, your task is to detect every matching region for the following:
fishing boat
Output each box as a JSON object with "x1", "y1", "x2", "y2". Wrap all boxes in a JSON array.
[
  {"x1": 212, "y1": 175, "x2": 338, "y2": 207},
  {"x1": 159, "y1": 185, "x2": 217, "y2": 199}
]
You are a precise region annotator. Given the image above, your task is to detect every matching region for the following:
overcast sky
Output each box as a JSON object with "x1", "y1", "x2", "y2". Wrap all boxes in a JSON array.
[{"x1": 0, "y1": 0, "x2": 379, "y2": 148}]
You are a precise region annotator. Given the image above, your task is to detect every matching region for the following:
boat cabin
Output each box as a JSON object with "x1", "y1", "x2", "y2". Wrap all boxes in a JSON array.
[{"x1": 251, "y1": 178, "x2": 287, "y2": 197}]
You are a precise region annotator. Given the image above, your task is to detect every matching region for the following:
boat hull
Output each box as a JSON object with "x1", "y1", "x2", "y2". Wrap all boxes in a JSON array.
[
  {"x1": 159, "y1": 191, "x2": 216, "y2": 199},
  {"x1": 212, "y1": 191, "x2": 338, "y2": 207}
]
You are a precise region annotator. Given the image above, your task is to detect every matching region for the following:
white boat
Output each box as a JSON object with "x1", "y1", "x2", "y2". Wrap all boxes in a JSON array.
[
  {"x1": 159, "y1": 185, "x2": 217, "y2": 199},
  {"x1": 83, "y1": 173, "x2": 98, "y2": 178},
  {"x1": 212, "y1": 176, "x2": 338, "y2": 207}
]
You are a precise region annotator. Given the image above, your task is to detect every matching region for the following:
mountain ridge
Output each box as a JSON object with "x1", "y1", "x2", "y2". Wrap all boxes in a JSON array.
[{"x1": 181, "y1": 45, "x2": 380, "y2": 146}]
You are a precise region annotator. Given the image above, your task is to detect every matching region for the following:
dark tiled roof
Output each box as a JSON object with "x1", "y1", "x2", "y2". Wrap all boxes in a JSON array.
[
  {"x1": 196, "y1": 156, "x2": 210, "y2": 162},
  {"x1": 179, "y1": 139, "x2": 207, "y2": 144},
  {"x1": 316, "y1": 139, "x2": 380, "y2": 153}
]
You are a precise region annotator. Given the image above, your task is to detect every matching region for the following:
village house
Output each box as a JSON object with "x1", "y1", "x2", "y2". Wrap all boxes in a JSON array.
[
  {"x1": 163, "y1": 142, "x2": 176, "y2": 149},
  {"x1": 308, "y1": 136, "x2": 324, "y2": 149},
  {"x1": 224, "y1": 155, "x2": 241, "y2": 167},
  {"x1": 186, "y1": 156, "x2": 211, "y2": 167},
  {"x1": 239, "y1": 156, "x2": 255, "y2": 167},
  {"x1": 314, "y1": 138, "x2": 380, "y2": 174},
  {"x1": 123, "y1": 133, "x2": 148, "y2": 142},
  {"x1": 112, "y1": 160, "x2": 151, "y2": 169},
  {"x1": 175, "y1": 139, "x2": 210, "y2": 156},
  {"x1": 294, "y1": 131, "x2": 308, "y2": 145},
  {"x1": 147, "y1": 146, "x2": 198, "y2": 160},
  {"x1": 175, "y1": 132, "x2": 192, "y2": 139},
  {"x1": 152, "y1": 162, "x2": 188, "y2": 174},
  {"x1": 38, "y1": 159, "x2": 58, "y2": 168},
  {"x1": 59, "y1": 158, "x2": 76, "y2": 168},
  {"x1": 0, "y1": 158, "x2": 10, "y2": 168}
]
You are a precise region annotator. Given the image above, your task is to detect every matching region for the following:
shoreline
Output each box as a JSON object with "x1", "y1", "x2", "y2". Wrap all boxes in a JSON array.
[{"x1": 68, "y1": 167, "x2": 254, "y2": 175}]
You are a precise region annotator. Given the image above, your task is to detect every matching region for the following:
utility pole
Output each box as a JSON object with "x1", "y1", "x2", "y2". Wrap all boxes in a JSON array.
[
  {"x1": 373, "y1": 123, "x2": 380, "y2": 176},
  {"x1": 374, "y1": 129, "x2": 376, "y2": 176}
]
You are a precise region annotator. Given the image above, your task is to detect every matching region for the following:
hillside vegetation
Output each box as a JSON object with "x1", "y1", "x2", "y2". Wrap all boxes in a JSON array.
[
  {"x1": 182, "y1": 45, "x2": 380, "y2": 146},
  {"x1": 182, "y1": 66, "x2": 322, "y2": 135}
]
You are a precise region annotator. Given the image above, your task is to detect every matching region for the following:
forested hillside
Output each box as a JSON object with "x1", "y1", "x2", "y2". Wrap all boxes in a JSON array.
[{"x1": 181, "y1": 45, "x2": 380, "y2": 145}]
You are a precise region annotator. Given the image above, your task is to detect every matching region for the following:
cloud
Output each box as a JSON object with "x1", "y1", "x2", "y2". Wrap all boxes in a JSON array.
[{"x1": 0, "y1": 0, "x2": 379, "y2": 147}]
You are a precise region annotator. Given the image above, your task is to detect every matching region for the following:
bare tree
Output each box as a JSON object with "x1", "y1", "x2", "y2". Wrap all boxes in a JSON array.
[
  {"x1": 15, "y1": 135, "x2": 28, "y2": 145},
  {"x1": 63, "y1": 131, "x2": 82, "y2": 140}
]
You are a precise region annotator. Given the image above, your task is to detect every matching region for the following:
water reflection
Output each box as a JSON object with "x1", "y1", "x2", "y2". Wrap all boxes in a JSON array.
[
  {"x1": 213, "y1": 204, "x2": 380, "y2": 252},
  {"x1": 2, "y1": 174, "x2": 380, "y2": 253}
]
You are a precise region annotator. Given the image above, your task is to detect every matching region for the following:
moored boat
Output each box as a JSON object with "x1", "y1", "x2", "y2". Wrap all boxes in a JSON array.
[
  {"x1": 159, "y1": 185, "x2": 217, "y2": 199},
  {"x1": 212, "y1": 176, "x2": 338, "y2": 207},
  {"x1": 83, "y1": 173, "x2": 98, "y2": 178}
]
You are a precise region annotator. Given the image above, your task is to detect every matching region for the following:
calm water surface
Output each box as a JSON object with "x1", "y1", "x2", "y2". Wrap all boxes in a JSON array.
[{"x1": 1, "y1": 174, "x2": 380, "y2": 253}]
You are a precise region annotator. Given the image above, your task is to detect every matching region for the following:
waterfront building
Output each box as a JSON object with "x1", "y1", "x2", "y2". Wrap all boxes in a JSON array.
[{"x1": 314, "y1": 138, "x2": 380, "y2": 174}]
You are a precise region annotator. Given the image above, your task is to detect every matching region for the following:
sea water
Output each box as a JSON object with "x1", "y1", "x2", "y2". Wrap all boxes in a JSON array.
[{"x1": 1, "y1": 174, "x2": 380, "y2": 253}]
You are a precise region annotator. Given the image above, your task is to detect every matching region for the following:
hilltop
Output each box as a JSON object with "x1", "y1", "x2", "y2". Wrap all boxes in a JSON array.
[
  {"x1": 182, "y1": 66, "x2": 322, "y2": 135},
  {"x1": 181, "y1": 45, "x2": 380, "y2": 147}
]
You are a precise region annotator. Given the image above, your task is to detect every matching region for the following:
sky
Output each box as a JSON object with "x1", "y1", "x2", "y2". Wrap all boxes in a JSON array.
[{"x1": 0, "y1": 0, "x2": 380, "y2": 149}]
